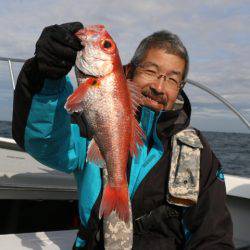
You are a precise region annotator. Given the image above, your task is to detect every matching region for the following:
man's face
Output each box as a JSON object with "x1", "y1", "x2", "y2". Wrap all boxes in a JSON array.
[{"x1": 132, "y1": 48, "x2": 186, "y2": 111}]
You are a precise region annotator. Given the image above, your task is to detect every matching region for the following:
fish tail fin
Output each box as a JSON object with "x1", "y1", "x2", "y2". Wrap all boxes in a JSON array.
[{"x1": 99, "y1": 183, "x2": 130, "y2": 223}]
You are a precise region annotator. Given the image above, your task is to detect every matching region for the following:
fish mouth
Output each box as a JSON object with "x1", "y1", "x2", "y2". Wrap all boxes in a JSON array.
[{"x1": 75, "y1": 66, "x2": 97, "y2": 85}]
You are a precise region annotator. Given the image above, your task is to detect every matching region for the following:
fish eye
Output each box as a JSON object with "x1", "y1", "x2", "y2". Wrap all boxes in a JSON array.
[
  {"x1": 103, "y1": 40, "x2": 112, "y2": 48},
  {"x1": 92, "y1": 79, "x2": 98, "y2": 85},
  {"x1": 100, "y1": 39, "x2": 115, "y2": 53}
]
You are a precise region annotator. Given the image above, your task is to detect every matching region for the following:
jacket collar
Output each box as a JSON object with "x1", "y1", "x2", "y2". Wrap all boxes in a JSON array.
[{"x1": 138, "y1": 90, "x2": 191, "y2": 142}]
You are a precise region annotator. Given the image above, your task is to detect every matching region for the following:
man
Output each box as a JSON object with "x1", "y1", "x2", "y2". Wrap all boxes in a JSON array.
[{"x1": 12, "y1": 22, "x2": 234, "y2": 249}]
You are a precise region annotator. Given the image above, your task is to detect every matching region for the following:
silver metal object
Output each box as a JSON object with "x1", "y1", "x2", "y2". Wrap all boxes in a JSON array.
[
  {"x1": 0, "y1": 56, "x2": 25, "y2": 63},
  {"x1": 8, "y1": 60, "x2": 15, "y2": 90},
  {"x1": 0, "y1": 57, "x2": 25, "y2": 90},
  {"x1": 186, "y1": 79, "x2": 250, "y2": 129}
]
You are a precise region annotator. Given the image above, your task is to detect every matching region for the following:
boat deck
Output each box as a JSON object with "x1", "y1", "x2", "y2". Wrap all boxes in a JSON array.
[
  {"x1": 0, "y1": 230, "x2": 77, "y2": 250},
  {"x1": 0, "y1": 139, "x2": 76, "y2": 200},
  {"x1": 0, "y1": 230, "x2": 249, "y2": 249}
]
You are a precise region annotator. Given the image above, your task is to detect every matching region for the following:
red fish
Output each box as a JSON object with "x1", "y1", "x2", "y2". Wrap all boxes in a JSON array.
[{"x1": 65, "y1": 25, "x2": 144, "y2": 222}]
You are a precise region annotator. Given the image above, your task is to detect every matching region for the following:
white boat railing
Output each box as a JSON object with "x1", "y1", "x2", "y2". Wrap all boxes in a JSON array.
[
  {"x1": 0, "y1": 56, "x2": 25, "y2": 90},
  {"x1": 1, "y1": 56, "x2": 249, "y2": 130},
  {"x1": 186, "y1": 79, "x2": 250, "y2": 129}
]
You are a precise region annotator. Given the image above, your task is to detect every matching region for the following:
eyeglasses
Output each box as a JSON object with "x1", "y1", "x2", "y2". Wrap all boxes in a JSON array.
[{"x1": 135, "y1": 64, "x2": 185, "y2": 90}]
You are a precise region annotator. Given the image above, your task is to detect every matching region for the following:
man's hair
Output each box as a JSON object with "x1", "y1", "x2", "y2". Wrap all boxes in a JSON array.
[{"x1": 130, "y1": 30, "x2": 189, "y2": 82}]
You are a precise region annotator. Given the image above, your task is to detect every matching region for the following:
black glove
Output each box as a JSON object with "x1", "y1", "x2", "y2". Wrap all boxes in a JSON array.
[{"x1": 35, "y1": 22, "x2": 83, "y2": 79}]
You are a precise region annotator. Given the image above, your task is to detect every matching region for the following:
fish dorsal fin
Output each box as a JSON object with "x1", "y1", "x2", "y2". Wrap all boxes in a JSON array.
[
  {"x1": 126, "y1": 80, "x2": 142, "y2": 116},
  {"x1": 130, "y1": 116, "x2": 145, "y2": 156},
  {"x1": 87, "y1": 139, "x2": 105, "y2": 167},
  {"x1": 126, "y1": 80, "x2": 145, "y2": 156}
]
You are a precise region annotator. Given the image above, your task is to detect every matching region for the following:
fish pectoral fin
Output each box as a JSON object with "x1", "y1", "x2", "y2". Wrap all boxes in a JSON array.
[
  {"x1": 129, "y1": 116, "x2": 145, "y2": 157},
  {"x1": 64, "y1": 77, "x2": 96, "y2": 113},
  {"x1": 87, "y1": 139, "x2": 105, "y2": 167}
]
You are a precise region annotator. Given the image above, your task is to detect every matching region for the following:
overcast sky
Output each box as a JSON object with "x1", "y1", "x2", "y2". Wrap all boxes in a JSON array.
[{"x1": 0, "y1": 0, "x2": 249, "y2": 133}]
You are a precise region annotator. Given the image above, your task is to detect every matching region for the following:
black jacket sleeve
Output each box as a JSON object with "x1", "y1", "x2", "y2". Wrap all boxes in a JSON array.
[
  {"x1": 183, "y1": 130, "x2": 235, "y2": 250},
  {"x1": 12, "y1": 57, "x2": 45, "y2": 149}
]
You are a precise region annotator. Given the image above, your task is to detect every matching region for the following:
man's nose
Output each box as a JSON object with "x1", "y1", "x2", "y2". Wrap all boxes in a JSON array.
[{"x1": 150, "y1": 77, "x2": 165, "y2": 95}]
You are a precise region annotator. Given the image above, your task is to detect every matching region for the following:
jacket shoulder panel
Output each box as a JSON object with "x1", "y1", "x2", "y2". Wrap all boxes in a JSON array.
[
  {"x1": 174, "y1": 127, "x2": 203, "y2": 149},
  {"x1": 168, "y1": 126, "x2": 202, "y2": 207}
]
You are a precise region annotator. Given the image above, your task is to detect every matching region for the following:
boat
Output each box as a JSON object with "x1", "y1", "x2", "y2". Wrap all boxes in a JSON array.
[{"x1": 0, "y1": 57, "x2": 249, "y2": 249}]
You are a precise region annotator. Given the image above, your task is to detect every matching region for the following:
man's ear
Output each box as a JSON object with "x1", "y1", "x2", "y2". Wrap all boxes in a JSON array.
[{"x1": 123, "y1": 63, "x2": 133, "y2": 79}]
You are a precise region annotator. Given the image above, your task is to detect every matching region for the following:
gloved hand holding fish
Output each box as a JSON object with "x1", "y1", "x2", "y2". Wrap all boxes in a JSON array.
[{"x1": 64, "y1": 24, "x2": 145, "y2": 222}]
